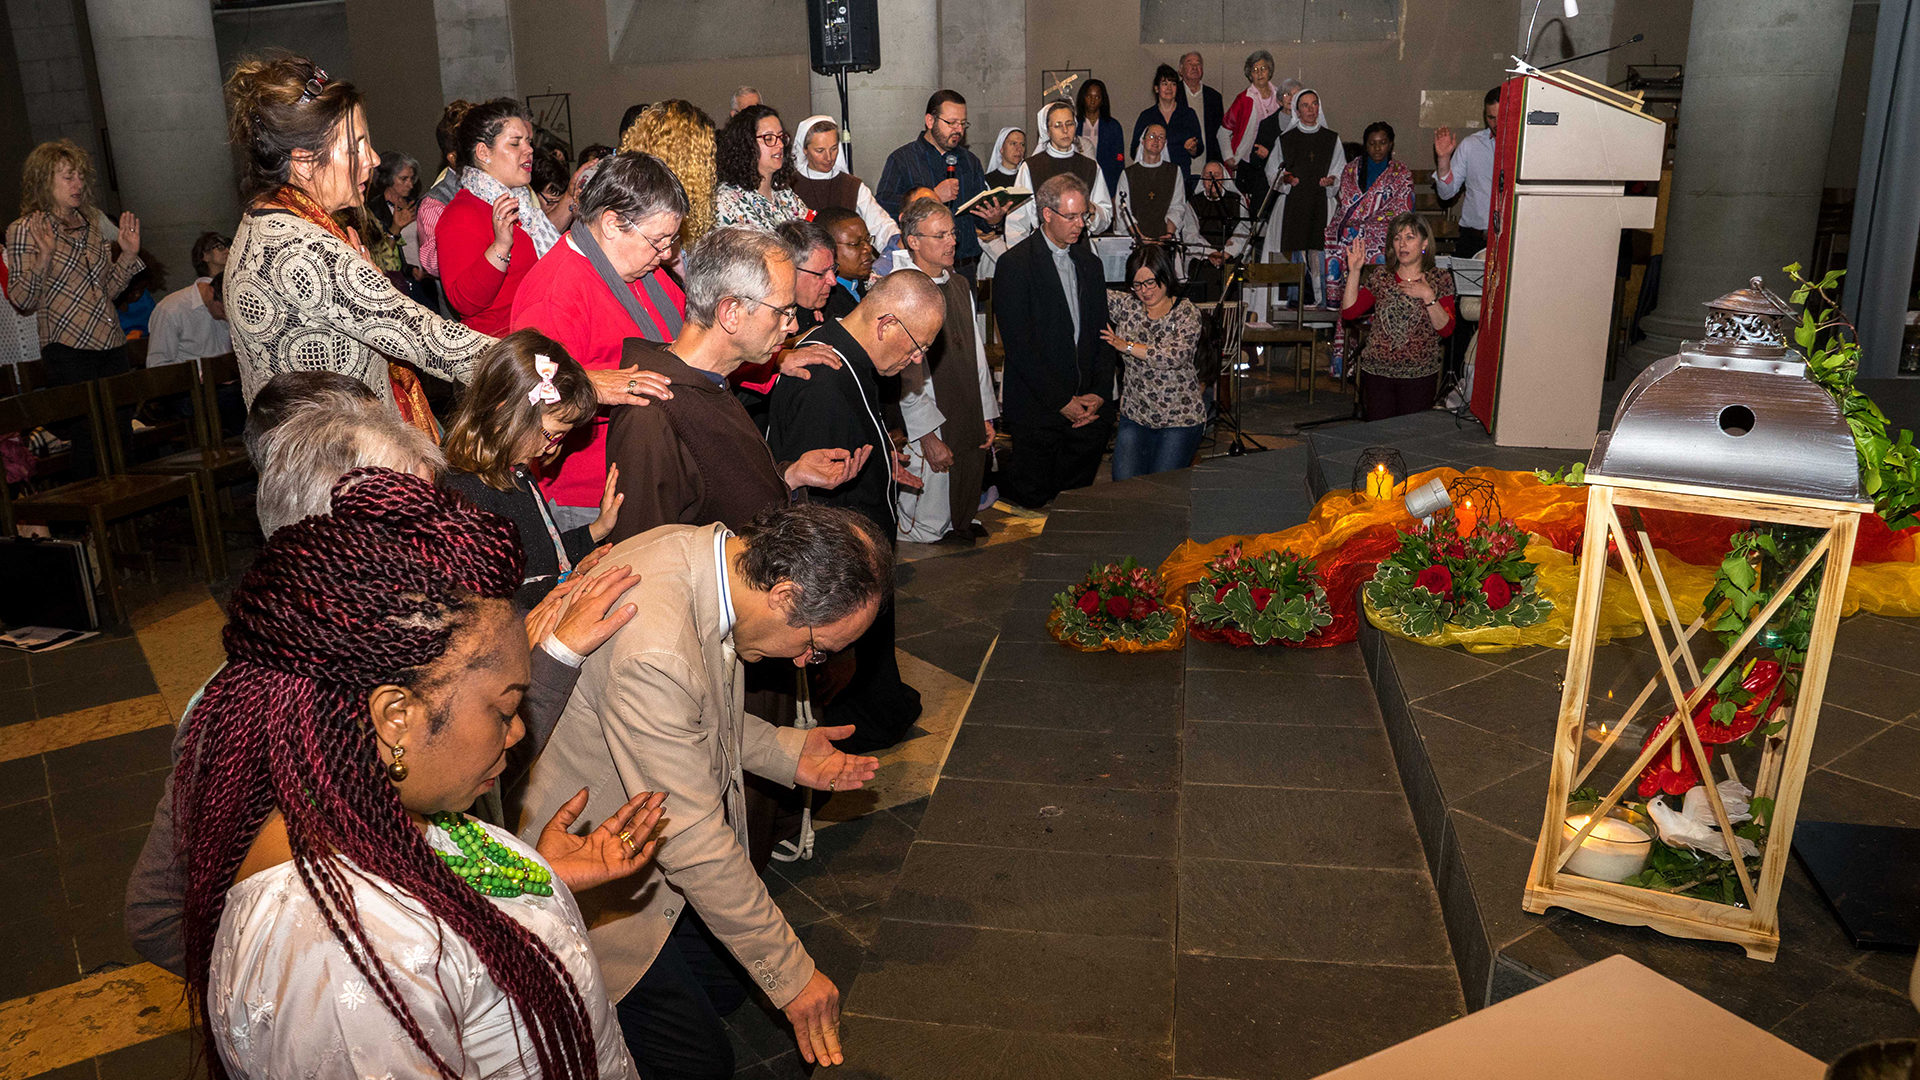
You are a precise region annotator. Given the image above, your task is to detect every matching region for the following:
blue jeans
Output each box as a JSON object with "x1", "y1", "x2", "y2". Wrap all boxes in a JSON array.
[{"x1": 1111, "y1": 416, "x2": 1205, "y2": 481}]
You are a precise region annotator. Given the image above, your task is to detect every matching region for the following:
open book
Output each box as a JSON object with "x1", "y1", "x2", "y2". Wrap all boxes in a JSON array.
[{"x1": 956, "y1": 186, "x2": 1031, "y2": 215}]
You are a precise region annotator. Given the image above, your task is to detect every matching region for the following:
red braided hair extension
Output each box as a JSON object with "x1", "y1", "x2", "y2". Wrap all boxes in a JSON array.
[{"x1": 174, "y1": 468, "x2": 601, "y2": 1079}]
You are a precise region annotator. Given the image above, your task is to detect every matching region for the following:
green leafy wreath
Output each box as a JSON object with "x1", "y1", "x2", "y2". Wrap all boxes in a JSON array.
[{"x1": 1364, "y1": 509, "x2": 1551, "y2": 640}]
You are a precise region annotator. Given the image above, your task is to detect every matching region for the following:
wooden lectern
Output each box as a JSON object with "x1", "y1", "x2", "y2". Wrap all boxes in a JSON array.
[{"x1": 1469, "y1": 71, "x2": 1665, "y2": 448}]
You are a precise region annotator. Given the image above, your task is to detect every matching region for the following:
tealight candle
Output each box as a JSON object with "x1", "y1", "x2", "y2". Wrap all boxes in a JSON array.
[
  {"x1": 1562, "y1": 812, "x2": 1654, "y2": 882},
  {"x1": 1365, "y1": 463, "x2": 1393, "y2": 501},
  {"x1": 1455, "y1": 498, "x2": 1478, "y2": 537}
]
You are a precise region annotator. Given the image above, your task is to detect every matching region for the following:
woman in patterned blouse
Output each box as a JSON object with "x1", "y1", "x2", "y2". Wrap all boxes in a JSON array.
[
  {"x1": 219, "y1": 56, "x2": 495, "y2": 431},
  {"x1": 1339, "y1": 212, "x2": 1456, "y2": 421},
  {"x1": 1099, "y1": 245, "x2": 1207, "y2": 480},
  {"x1": 713, "y1": 105, "x2": 812, "y2": 231}
]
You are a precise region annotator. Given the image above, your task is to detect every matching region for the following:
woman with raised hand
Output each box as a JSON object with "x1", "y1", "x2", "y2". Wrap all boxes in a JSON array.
[
  {"x1": 177, "y1": 467, "x2": 664, "y2": 1079},
  {"x1": 439, "y1": 98, "x2": 562, "y2": 336},
  {"x1": 221, "y1": 55, "x2": 493, "y2": 433}
]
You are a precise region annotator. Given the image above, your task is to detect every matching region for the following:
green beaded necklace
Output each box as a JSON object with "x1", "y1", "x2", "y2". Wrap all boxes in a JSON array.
[{"x1": 429, "y1": 812, "x2": 555, "y2": 898}]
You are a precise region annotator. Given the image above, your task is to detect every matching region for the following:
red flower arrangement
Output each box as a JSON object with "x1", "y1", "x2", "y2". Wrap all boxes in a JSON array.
[
  {"x1": 1363, "y1": 509, "x2": 1550, "y2": 640},
  {"x1": 1049, "y1": 557, "x2": 1184, "y2": 652},
  {"x1": 1189, "y1": 543, "x2": 1334, "y2": 647}
]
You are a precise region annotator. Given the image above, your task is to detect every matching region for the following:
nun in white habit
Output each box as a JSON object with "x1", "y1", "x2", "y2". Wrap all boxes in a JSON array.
[
  {"x1": 1003, "y1": 101, "x2": 1114, "y2": 248},
  {"x1": 789, "y1": 114, "x2": 901, "y2": 250},
  {"x1": 1112, "y1": 121, "x2": 1201, "y2": 248},
  {"x1": 1260, "y1": 87, "x2": 1345, "y2": 308}
]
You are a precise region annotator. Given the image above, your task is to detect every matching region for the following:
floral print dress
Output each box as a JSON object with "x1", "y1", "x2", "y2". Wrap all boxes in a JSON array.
[{"x1": 1107, "y1": 291, "x2": 1207, "y2": 429}]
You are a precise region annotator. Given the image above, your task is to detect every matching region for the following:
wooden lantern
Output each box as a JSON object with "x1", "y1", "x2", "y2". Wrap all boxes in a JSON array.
[{"x1": 1523, "y1": 278, "x2": 1873, "y2": 961}]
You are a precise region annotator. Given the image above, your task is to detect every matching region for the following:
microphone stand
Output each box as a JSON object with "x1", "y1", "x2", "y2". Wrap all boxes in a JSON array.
[{"x1": 1206, "y1": 179, "x2": 1285, "y2": 456}]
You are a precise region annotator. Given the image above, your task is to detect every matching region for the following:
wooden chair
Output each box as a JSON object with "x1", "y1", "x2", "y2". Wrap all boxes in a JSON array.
[
  {"x1": 1241, "y1": 262, "x2": 1322, "y2": 400},
  {"x1": 197, "y1": 352, "x2": 244, "y2": 450},
  {"x1": 0, "y1": 382, "x2": 218, "y2": 625},
  {"x1": 100, "y1": 364, "x2": 248, "y2": 563}
]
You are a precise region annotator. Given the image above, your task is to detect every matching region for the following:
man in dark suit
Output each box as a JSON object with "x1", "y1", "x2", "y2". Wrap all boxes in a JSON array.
[
  {"x1": 1179, "y1": 51, "x2": 1226, "y2": 168},
  {"x1": 766, "y1": 270, "x2": 946, "y2": 753},
  {"x1": 995, "y1": 173, "x2": 1118, "y2": 509}
]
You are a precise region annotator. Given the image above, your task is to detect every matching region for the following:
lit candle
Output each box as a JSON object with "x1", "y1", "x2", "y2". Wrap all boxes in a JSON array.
[
  {"x1": 1365, "y1": 463, "x2": 1392, "y2": 501},
  {"x1": 1455, "y1": 498, "x2": 1478, "y2": 537},
  {"x1": 1562, "y1": 812, "x2": 1654, "y2": 882}
]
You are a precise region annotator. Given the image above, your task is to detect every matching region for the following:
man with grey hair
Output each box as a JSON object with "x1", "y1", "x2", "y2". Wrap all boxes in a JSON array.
[
  {"x1": 255, "y1": 396, "x2": 445, "y2": 537},
  {"x1": 729, "y1": 85, "x2": 761, "y2": 115},
  {"x1": 994, "y1": 172, "x2": 1116, "y2": 508},
  {"x1": 1178, "y1": 50, "x2": 1226, "y2": 171}
]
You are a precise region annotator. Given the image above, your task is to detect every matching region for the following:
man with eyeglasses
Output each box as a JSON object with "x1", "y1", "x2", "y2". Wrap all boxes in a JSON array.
[
  {"x1": 767, "y1": 270, "x2": 946, "y2": 753},
  {"x1": 518, "y1": 501, "x2": 887, "y2": 1078},
  {"x1": 994, "y1": 172, "x2": 1118, "y2": 508},
  {"x1": 875, "y1": 89, "x2": 1007, "y2": 282}
]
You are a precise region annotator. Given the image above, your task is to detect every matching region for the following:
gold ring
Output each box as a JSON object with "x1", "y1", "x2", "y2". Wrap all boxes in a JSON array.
[
  {"x1": 827, "y1": 778, "x2": 837, "y2": 792},
  {"x1": 617, "y1": 830, "x2": 635, "y2": 849},
  {"x1": 627, "y1": 379, "x2": 637, "y2": 391}
]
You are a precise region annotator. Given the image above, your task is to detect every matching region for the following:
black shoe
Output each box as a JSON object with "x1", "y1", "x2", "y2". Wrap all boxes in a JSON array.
[{"x1": 968, "y1": 521, "x2": 990, "y2": 539}]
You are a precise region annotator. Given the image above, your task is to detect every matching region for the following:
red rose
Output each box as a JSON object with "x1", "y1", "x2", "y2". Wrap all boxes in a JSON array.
[
  {"x1": 1482, "y1": 575, "x2": 1514, "y2": 610},
  {"x1": 1214, "y1": 584, "x2": 1232, "y2": 603},
  {"x1": 1249, "y1": 587, "x2": 1274, "y2": 611},
  {"x1": 1105, "y1": 595, "x2": 1132, "y2": 619},
  {"x1": 1130, "y1": 598, "x2": 1154, "y2": 620},
  {"x1": 1076, "y1": 590, "x2": 1100, "y2": 615},
  {"x1": 1415, "y1": 565, "x2": 1453, "y2": 596}
]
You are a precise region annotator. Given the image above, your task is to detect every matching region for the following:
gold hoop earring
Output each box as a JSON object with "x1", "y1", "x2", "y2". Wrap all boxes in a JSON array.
[{"x1": 386, "y1": 743, "x2": 409, "y2": 782}]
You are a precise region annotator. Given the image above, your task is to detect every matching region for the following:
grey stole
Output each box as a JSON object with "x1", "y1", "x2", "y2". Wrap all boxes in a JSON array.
[{"x1": 567, "y1": 219, "x2": 684, "y2": 341}]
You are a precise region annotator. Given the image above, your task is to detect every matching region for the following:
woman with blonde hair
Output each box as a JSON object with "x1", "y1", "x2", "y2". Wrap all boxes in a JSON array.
[
  {"x1": 619, "y1": 98, "x2": 716, "y2": 250},
  {"x1": 5, "y1": 139, "x2": 145, "y2": 472}
]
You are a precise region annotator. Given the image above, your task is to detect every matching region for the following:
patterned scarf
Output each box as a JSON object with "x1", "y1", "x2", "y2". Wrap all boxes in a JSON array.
[
  {"x1": 260, "y1": 186, "x2": 441, "y2": 441},
  {"x1": 460, "y1": 166, "x2": 561, "y2": 258}
]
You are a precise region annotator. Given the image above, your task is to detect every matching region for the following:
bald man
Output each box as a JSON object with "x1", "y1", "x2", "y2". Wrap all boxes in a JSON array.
[{"x1": 767, "y1": 270, "x2": 946, "y2": 752}]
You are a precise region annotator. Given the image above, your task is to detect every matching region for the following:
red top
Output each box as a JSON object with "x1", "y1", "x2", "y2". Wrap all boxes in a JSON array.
[
  {"x1": 438, "y1": 189, "x2": 538, "y2": 337},
  {"x1": 510, "y1": 235, "x2": 686, "y2": 508}
]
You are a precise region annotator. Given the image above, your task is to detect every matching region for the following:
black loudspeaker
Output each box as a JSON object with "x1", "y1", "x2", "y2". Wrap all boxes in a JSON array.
[{"x1": 807, "y1": 0, "x2": 880, "y2": 75}]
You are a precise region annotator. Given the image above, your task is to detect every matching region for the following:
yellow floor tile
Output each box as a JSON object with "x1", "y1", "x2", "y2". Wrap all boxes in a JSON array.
[
  {"x1": 135, "y1": 598, "x2": 227, "y2": 723},
  {"x1": 0, "y1": 694, "x2": 173, "y2": 764},
  {"x1": 0, "y1": 963, "x2": 189, "y2": 1079},
  {"x1": 814, "y1": 643, "x2": 986, "y2": 825}
]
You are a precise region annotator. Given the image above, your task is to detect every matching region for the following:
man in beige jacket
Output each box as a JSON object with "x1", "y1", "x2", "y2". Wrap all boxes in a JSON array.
[{"x1": 517, "y1": 504, "x2": 886, "y2": 1075}]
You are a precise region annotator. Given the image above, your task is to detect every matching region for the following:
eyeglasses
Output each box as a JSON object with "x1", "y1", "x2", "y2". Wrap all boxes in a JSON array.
[
  {"x1": 1141, "y1": 133, "x2": 1167, "y2": 143},
  {"x1": 299, "y1": 65, "x2": 331, "y2": 104},
  {"x1": 935, "y1": 117, "x2": 971, "y2": 130},
  {"x1": 736, "y1": 295, "x2": 801, "y2": 322},
  {"x1": 836, "y1": 237, "x2": 877, "y2": 254},
  {"x1": 1042, "y1": 207, "x2": 1096, "y2": 226},
  {"x1": 804, "y1": 626, "x2": 834, "y2": 666},
  {"x1": 625, "y1": 224, "x2": 676, "y2": 254},
  {"x1": 795, "y1": 263, "x2": 831, "y2": 279},
  {"x1": 885, "y1": 314, "x2": 927, "y2": 362},
  {"x1": 1129, "y1": 277, "x2": 1163, "y2": 292},
  {"x1": 910, "y1": 229, "x2": 956, "y2": 242},
  {"x1": 755, "y1": 131, "x2": 792, "y2": 148}
]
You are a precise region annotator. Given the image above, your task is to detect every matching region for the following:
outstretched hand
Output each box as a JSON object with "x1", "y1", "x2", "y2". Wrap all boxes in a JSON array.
[
  {"x1": 793, "y1": 725, "x2": 878, "y2": 793},
  {"x1": 536, "y1": 787, "x2": 666, "y2": 893}
]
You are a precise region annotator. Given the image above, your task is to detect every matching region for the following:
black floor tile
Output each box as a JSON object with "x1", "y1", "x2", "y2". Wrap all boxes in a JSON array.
[
  {"x1": 0, "y1": 911, "x2": 77, "y2": 999},
  {"x1": 0, "y1": 655, "x2": 26, "y2": 689},
  {"x1": 834, "y1": 1016, "x2": 1171, "y2": 1080},
  {"x1": 1, "y1": 795, "x2": 57, "y2": 854},
  {"x1": 0, "y1": 848, "x2": 67, "y2": 928},
  {"x1": 982, "y1": 641, "x2": 1186, "y2": 687},
  {"x1": 1183, "y1": 670, "x2": 1379, "y2": 728},
  {"x1": 1822, "y1": 654, "x2": 1920, "y2": 724},
  {"x1": 1413, "y1": 667, "x2": 1563, "y2": 753},
  {"x1": 26, "y1": 636, "x2": 150, "y2": 687},
  {"x1": 770, "y1": 811, "x2": 917, "y2": 918},
  {"x1": 1175, "y1": 954, "x2": 1464, "y2": 1080},
  {"x1": 1768, "y1": 969, "x2": 1920, "y2": 1061},
  {"x1": 890, "y1": 842, "x2": 1173, "y2": 939},
  {"x1": 70, "y1": 900, "x2": 142, "y2": 974},
  {"x1": 1413, "y1": 708, "x2": 1550, "y2": 803},
  {"x1": 0, "y1": 686, "x2": 38, "y2": 726},
  {"x1": 1508, "y1": 637, "x2": 1667, "y2": 703},
  {"x1": 33, "y1": 667, "x2": 161, "y2": 719},
  {"x1": 1798, "y1": 768, "x2": 1920, "y2": 828},
  {"x1": 941, "y1": 725, "x2": 1178, "y2": 791},
  {"x1": 1383, "y1": 640, "x2": 1504, "y2": 701},
  {"x1": 851, "y1": 920, "x2": 1174, "y2": 1040},
  {"x1": 49, "y1": 768, "x2": 169, "y2": 839},
  {"x1": 884, "y1": 795, "x2": 929, "y2": 832},
  {"x1": 1451, "y1": 761, "x2": 1551, "y2": 839},
  {"x1": 1807, "y1": 705, "x2": 1895, "y2": 768},
  {"x1": 895, "y1": 621, "x2": 997, "y2": 681},
  {"x1": 1180, "y1": 785, "x2": 1426, "y2": 870},
  {"x1": 1823, "y1": 722, "x2": 1920, "y2": 799},
  {"x1": 1187, "y1": 639, "x2": 1366, "y2": 676},
  {"x1": 1448, "y1": 809, "x2": 1551, "y2": 951},
  {"x1": 1833, "y1": 613, "x2": 1920, "y2": 669},
  {"x1": 1180, "y1": 860, "x2": 1452, "y2": 966},
  {"x1": 44, "y1": 726, "x2": 176, "y2": 794},
  {"x1": 914, "y1": 778, "x2": 1177, "y2": 857},
  {"x1": 961, "y1": 677, "x2": 1181, "y2": 734},
  {"x1": 1183, "y1": 723, "x2": 1397, "y2": 791},
  {"x1": 0, "y1": 753, "x2": 48, "y2": 808},
  {"x1": 95, "y1": 1030, "x2": 203, "y2": 1080}
]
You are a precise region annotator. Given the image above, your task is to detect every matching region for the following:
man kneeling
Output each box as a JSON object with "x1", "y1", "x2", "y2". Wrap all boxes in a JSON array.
[{"x1": 517, "y1": 503, "x2": 887, "y2": 1075}]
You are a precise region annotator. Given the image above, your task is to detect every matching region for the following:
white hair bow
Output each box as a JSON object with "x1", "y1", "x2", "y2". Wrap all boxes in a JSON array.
[{"x1": 528, "y1": 354, "x2": 562, "y2": 406}]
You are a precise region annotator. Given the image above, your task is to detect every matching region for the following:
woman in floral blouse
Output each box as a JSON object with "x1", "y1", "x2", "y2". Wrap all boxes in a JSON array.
[
  {"x1": 1099, "y1": 245, "x2": 1206, "y2": 480},
  {"x1": 713, "y1": 105, "x2": 811, "y2": 231},
  {"x1": 1339, "y1": 212, "x2": 1455, "y2": 421}
]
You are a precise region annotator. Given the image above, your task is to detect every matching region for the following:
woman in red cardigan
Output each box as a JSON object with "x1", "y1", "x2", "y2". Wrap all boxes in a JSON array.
[
  {"x1": 510, "y1": 151, "x2": 689, "y2": 528},
  {"x1": 438, "y1": 98, "x2": 560, "y2": 336}
]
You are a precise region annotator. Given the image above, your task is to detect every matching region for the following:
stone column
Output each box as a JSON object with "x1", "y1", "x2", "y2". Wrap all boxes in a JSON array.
[
  {"x1": 434, "y1": 0, "x2": 516, "y2": 105},
  {"x1": 83, "y1": 0, "x2": 236, "y2": 277},
  {"x1": 940, "y1": 0, "x2": 1027, "y2": 166},
  {"x1": 1625, "y1": 0, "x2": 1853, "y2": 371},
  {"x1": 809, "y1": 1, "x2": 939, "y2": 176},
  {"x1": 8, "y1": 0, "x2": 110, "y2": 194}
]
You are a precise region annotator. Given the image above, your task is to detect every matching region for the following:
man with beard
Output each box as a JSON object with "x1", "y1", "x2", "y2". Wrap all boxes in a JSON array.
[{"x1": 875, "y1": 89, "x2": 1008, "y2": 282}]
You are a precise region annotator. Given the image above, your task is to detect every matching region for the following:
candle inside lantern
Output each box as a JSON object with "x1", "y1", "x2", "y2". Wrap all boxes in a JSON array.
[
  {"x1": 1365, "y1": 463, "x2": 1393, "y2": 501},
  {"x1": 1455, "y1": 498, "x2": 1478, "y2": 537},
  {"x1": 1562, "y1": 812, "x2": 1654, "y2": 882}
]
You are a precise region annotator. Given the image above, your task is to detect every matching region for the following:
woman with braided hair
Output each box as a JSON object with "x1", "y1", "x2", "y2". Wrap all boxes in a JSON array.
[{"x1": 175, "y1": 468, "x2": 665, "y2": 1079}]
